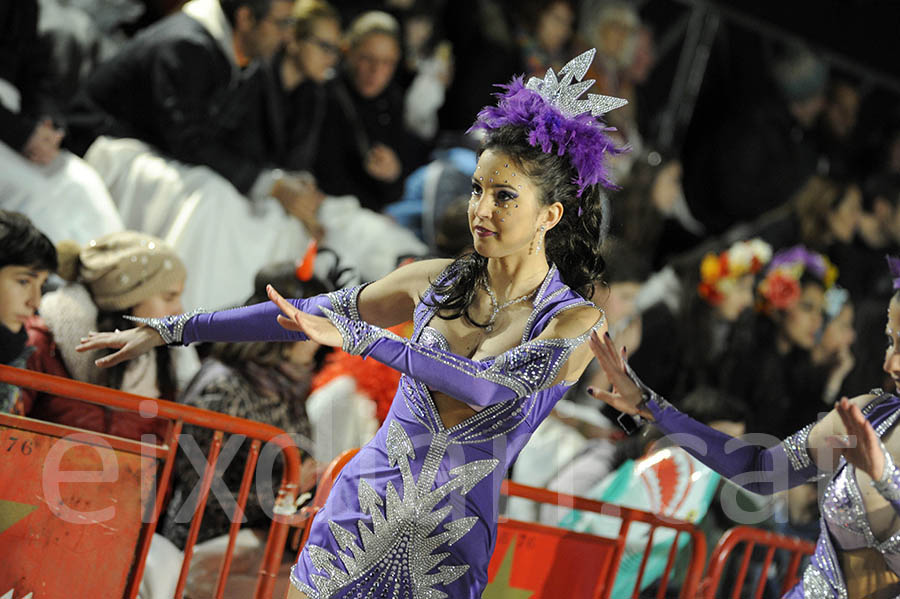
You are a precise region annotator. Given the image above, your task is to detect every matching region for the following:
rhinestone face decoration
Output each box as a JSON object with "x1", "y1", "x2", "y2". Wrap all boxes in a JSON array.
[{"x1": 524, "y1": 48, "x2": 628, "y2": 118}]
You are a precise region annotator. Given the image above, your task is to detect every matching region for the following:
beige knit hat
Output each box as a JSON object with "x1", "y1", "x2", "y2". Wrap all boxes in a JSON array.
[{"x1": 57, "y1": 232, "x2": 187, "y2": 312}]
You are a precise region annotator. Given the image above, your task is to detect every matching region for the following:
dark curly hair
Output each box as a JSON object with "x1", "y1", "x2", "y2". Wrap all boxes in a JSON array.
[
  {"x1": 0, "y1": 210, "x2": 57, "y2": 272},
  {"x1": 425, "y1": 124, "x2": 608, "y2": 327}
]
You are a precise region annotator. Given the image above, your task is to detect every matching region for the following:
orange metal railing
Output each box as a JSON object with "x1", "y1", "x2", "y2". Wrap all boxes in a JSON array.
[
  {"x1": 699, "y1": 525, "x2": 816, "y2": 599},
  {"x1": 501, "y1": 480, "x2": 708, "y2": 599},
  {"x1": 0, "y1": 364, "x2": 303, "y2": 599}
]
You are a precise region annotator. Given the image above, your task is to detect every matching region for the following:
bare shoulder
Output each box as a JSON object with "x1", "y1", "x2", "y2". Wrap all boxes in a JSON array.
[
  {"x1": 539, "y1": 304, "x2": 607, "y2": 340},
  {"x1": 357, "y1": 258, "x2": 455, "y2": 327},
  {"x1": 387, "y1": 258, "x2": 455, "y2": 297}
]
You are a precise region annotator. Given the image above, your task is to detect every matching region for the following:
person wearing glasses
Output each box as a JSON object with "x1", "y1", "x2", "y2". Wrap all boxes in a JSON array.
[
  {"x1": 314, "y1": 11, "x2": 426, "y2": 212},
  {"x1": 275, "y1": 0, "x2": 342, "y2": 173}
]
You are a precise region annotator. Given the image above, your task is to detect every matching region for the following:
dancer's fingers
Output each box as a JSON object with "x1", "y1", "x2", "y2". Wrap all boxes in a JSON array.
[
  {"x1": 267, "y1": 284, "x2": 296, "y2": 317},
  {"x1": 76, "y1": 332, "x2": 122, "y2": 352},
  {"x1": 95, "y1": 348, "x2": 130, "y2": 368}
]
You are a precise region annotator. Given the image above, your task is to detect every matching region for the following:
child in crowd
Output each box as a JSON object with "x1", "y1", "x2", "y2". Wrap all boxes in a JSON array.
[
  {"x1": 20, "y1": 231, "x2": 188, "y2": 442},
  {"x1": 0, "y1": 210, "x2": 57, "y2": 413}
]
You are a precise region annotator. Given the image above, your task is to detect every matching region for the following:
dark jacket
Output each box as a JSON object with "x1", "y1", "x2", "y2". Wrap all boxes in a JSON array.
[
  {"x1": 684, "y1": 98, "x2": 822, "y2": 235},
  {"x1": 314, "y1": 72, "x2": 425, "y2": 211},
  {"x1": 0, "y1": 0, "x2": 59, "y2": 151},
  {"x1": 65, "y1": 11, "x2": 284, "y2": 193},
  {"x1": 273, "y1": 49, "x2": 328, "y2": 173}
]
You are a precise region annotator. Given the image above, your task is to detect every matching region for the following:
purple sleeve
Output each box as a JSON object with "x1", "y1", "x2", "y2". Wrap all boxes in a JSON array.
[
  {"x1": 127, "y1": 284, "x2": 370, "y2": 347},
  {"x1": 643, "y1": 394, "x2": 820, "y2": 495},
  {"x1": 181, "y1": 294, "x2": 334, "y2": 345}
]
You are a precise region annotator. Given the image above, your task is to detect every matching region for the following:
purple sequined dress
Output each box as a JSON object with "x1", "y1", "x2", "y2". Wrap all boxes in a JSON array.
[{"x1": 165, "y1": 263, "x2": 602, "y2": 598}]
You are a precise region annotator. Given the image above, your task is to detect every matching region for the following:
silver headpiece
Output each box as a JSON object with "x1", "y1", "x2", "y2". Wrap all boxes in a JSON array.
[{"x1": 524, "y1": 48, "x2": 629, "y2": 118}]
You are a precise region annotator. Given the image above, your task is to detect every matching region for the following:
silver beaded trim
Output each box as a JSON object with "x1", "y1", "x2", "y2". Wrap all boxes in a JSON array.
[
  {"x1": 781, "y1": 423, "x2": 815, "y2": 473},
  {"x1": 871, "y1": 440, "x2": 900, "y2": 502},
  {"x1": 322, "y1": 307, "x2": 405, "y2": 355},
  {"x1": 124, "y1": 309, "x2": 205, "y2": 345},
  {"x1": 802, "y1": 564, "x2": 842, "y2": 599},
  {"x1": 325, "y1": 283, "x2": 369, "y2": 322}
]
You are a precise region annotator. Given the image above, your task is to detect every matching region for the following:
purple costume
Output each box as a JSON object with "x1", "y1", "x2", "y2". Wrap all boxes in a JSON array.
[
  {"x1": 143, "y1": 263, "x2": 602, "y2": 598},
  {"x1": 629, "y1": 364, "x2": 900, "y2": 599}
]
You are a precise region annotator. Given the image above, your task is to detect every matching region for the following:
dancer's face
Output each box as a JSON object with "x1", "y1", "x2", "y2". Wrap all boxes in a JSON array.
[
  {"x1": 0, "y1": 265, "x2": 48, "y2": 333},
  {"x1": 883, "y1": 296, "x2": 900, "y2": 389},
  {"x1": 468, "y1": 149, "x2": 561, "y2": 259},
  {"x1": 131, "y1": 276, "x2": 186, "y2": 320}
]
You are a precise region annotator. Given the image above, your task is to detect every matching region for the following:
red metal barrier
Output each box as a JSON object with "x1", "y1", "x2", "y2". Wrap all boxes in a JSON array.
[
  {"x1": 0, "y1": 364, "x2": 303, "y2": 599},
  {"x1": 699, "y1": 525, "x2": 816, "y2": 599},
  {"x1": 500, "y1": 480, "x2": 707, "y2": 599},
  {"x1": 292, "y1": 452, "x2": 706, "y2": 599}
]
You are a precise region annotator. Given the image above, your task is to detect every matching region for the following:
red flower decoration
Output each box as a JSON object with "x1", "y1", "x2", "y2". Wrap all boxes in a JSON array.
[
  {"x1": 697, "y1": 282, "x2": 723, "y2": 306},
  {"x1": 764, "y1": 272, "x2": 801, "y2": 310}
]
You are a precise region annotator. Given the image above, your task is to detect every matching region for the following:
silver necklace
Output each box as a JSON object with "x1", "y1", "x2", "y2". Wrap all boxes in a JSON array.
[{"x1": 481, "y1": 280, "x2": 537, "y2": 332}]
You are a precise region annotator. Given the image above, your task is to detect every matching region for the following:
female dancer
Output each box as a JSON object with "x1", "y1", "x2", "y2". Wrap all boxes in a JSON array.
[
  {"x1": 588, "y1": 258, "x2": 900, "y2": 598},
  {"x1": 77, "y1": 50, "x2": 626, "y2": 598}
]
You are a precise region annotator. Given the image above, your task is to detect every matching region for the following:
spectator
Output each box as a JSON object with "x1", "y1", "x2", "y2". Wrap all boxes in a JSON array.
[
  {"x1": 812, "y1": 286, "x2": 856, "y2": 407},
  {"x1": 719, "y1": 246, "x2": 837, "y2": 438},
  {"x1": 756, "y1": 175, "x2": 862, "y2": 253},
  {"x1": 633, "y1": 238, "x2": 773, "y2": 400},
  {"x1": 21, "y1": 232, "x2": 188, "y2": 442},
  {"x1": 67, "y1": 0, "x2": 298, "y2": 193},
  {"x1": 314, "y1": 10, "x2": 425, "y2": 211},
  {"x1": 685, "y1": 43, "x2": 828, "y2": 234},
  {"x1": 67, "y1": 0, "x2": 341, "y2": 309},
  {"x1": 400, "y1": 4, "x2": 453, "y2": 142},
  {"x1": 613, "y1": 149, "x2": 704, "y2": 270},
  {"x1": 0, "y1": 211, "x2": 57, "y2": 414},
  {"x1": 815, "y1": 77, "x2": 863, "y2": 180},
  {"x1": 276, "y1": 0, "x2": 342, "y2": 172},
  {"x1": 0, "y1": 0, "x2": 123, "y2": 245},
  {"x1": 161, "y1": 261, "x2": 325, "y2": 549},
  {"x1": 517, "y1": 0, "x2": 577, "y2": 78}
]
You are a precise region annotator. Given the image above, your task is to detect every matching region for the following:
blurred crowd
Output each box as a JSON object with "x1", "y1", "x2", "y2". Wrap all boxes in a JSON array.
[{"x1": 1, "y1": 0, "x2": 899, "y2": 595}]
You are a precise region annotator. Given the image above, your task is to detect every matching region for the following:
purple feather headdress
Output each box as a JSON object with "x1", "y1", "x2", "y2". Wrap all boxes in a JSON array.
[
  {"x1": 467, "y1": 49, "x2": 628, "y2": 201},
  {"x1": 887, "y1": 255, "x2": 900, "y2": 290}
]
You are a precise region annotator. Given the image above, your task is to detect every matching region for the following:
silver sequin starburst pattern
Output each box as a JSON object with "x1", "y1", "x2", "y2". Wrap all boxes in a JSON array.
[
  {"x1": 524, "y1": 48, "x2": 628, "y2": 118},
  {"x1": 295, "y1": 422, "x2": 499, "y2": 599}
]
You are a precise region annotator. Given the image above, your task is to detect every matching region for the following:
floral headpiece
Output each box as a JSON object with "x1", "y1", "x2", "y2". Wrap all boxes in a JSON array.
[
  {"x1": 697, "y1": 238, "x2": 772, "y2": 305},
  {"x1": 757, "y1": 245, "x2": 838, "y2": 311},
  {"x1": 468, "y1": 49, "x2": 628, "y2": 201}
]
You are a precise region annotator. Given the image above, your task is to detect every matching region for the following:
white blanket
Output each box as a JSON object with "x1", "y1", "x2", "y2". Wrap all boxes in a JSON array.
[{"x1": 85, "y1": 136, "x2": 427, "y2": 310}]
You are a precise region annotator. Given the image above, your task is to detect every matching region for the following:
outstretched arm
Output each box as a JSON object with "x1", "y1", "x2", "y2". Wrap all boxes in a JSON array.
[
  {"x1": 77, "y1": 259, "x2": 452, "y2": 367},
  {"x1": 588, "y1": 331, "x2": 822, "y2": 494}
]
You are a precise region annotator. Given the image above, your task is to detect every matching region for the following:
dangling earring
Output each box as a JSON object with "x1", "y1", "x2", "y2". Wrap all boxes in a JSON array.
[{"x1": 535, "y1": 225, "x2": 546, "y2": 253}]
